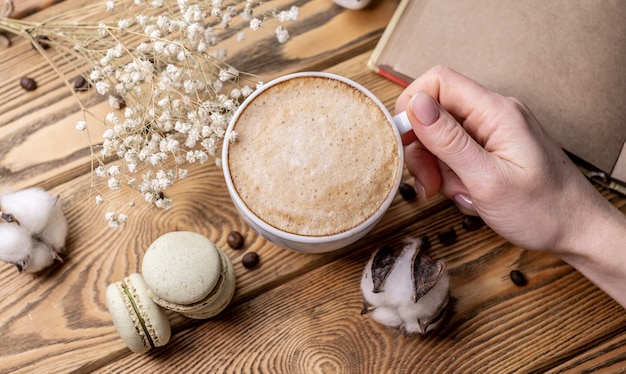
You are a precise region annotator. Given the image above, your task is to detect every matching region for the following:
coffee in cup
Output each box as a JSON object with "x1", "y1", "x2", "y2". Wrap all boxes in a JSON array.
[{"x1": 222, "y1": 72, "x2": 411, "y2": 253}]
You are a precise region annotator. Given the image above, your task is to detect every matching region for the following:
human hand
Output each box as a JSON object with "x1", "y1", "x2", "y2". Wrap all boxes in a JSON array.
[{"x1": 395, "y1": 66, "x2": 608, "y2": 253}]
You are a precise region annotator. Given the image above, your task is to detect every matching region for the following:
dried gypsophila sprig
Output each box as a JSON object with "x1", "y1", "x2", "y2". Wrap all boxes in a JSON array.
[
  {"x1": 360, "y1": 237, "x2": 450, "y2": 335},
  {"x1": 0, "y1": 0, "x2": 299, "y2": 229}
]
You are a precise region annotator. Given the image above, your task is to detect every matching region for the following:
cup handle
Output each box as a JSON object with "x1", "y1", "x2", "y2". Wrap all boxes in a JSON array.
[{"x1": 393, "y1": 112, "x2": 412, "y2": 135}]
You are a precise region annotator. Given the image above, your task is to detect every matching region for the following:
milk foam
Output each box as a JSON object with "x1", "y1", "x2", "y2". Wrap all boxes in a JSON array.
[{"x1": 228, "y1": 76, "x2": 400, "y2": 236}]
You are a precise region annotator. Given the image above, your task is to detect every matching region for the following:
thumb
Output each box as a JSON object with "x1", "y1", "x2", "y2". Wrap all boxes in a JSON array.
[{"x1": 407, "y1": 91, "x2": 487, "y2": 179}]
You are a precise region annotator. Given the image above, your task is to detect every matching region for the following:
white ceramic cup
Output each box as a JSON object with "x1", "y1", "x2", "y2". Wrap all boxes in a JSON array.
[{"x1": 222, "y1": 72, "x2": 412, "y2": 253}]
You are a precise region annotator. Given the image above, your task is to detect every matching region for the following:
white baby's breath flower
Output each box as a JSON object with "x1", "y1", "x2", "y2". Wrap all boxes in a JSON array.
[
  {"x1": 95, "y1": 166, "x2": 107, "y2": 178},
  {"x1": 98, "y1": 23, "x2": 108, "y2": 37},
  {"x1": 95, "y1": 81, "x2": 111, "y2": 95},
  {"x1": 221, "y1": 13, "x2": 232, "y2": 28},
  {"x1": 105, "y1": 212, "x2": 127, "y2": 229},
  {"x1": 241, "y1": 4, "x2": 252, "y2": 21},
  {"x1": 5, "y1": 0, "x2": 299, "y2": 227},
  {"x1": 275, "y1": 26, "x2": 289, "y2": 44},
  {"x1": 155, "y1": 197, "x2": 172, "y2": 210},
  {"x1": 226, "y1": 130, "x2": 238, "y2": 143},
  {"x1": 249, "y1": 18, "x2": 262, "y2": 30},
  {"x1": 241, "y1": 85, "x2": 254, "y2": 97},
  {"x1": 108, "y1": 165, "x2": 121, "y2": 176},
  {"x1": 108, "y1": 95, "x2": 124, "y2": 109},
  {"x1": 278, "y1": 6, "x2": 299, "y2": 22},
  {"x1": 127, "y1": 163, "x2": 138, "y2": 173},
  {"x1": 118, "y1": 19, "x2": 130, "y2": 30},
  {"x1": 105, "y1": 112, "x2": 119, "y2": 125},
  {"x1": 108, "y1": 177, "x2": 121, "y2": 190}
]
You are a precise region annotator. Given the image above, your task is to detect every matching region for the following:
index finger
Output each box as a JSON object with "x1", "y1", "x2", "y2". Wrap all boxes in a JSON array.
[{"x1": 395, "y1": 65, "x2": 509, "y2": 146}]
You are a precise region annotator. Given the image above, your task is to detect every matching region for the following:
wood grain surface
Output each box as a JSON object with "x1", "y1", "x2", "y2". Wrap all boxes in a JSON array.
[{"x1": 1, "y1": 1, "x2": 625, "y2": 373}]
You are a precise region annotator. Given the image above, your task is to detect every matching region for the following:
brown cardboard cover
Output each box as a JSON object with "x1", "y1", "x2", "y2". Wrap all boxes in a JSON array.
[{"x1": 371, "y1": 0, "x2": 626, "y2": 185}]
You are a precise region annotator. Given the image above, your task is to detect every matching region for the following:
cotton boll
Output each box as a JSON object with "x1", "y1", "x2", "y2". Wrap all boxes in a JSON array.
[
  {"x1": 0, "y1": 187, "x2": 68, "y2": 273},
  {"x1": 360, "y1": 257, "x2": 388, "y2": 309},
  {"x1": 369, "y1": 307, "x2": 403, "y2": 328},
  {"x1": 0, "y1": 187, "x2": 56, "y2": 235},
  {"x1": 23, "y1": 240, "x2": 62, "y2": 273},
  {"x1": 379, "y1": 245, "x2": 417, "y2": 307},
  {"x1": 0, "y1": 223, "x2": 33, "y2": 271},
  {"x1": 360, "y1": 238, "x2": 450, "y2": 335},
  {"x1": 39, "y1": 200, "x2": 68, "y2": 252}
]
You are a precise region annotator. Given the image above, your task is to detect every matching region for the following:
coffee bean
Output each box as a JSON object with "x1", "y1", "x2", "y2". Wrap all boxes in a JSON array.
[
  {"x1": 242, "y1": 252, "x2": 259, "y2": 269},
  {"x1": 509, "y1": 270, "x2": 527, "y2": 287},
  {"x1": 19, "y1": 77, "x2": 37, "y2": 91},
  {"x1": 437, "y1": 227, "x2": 457, "y2": 246},
  {"x1": 462, "y1": 216, "x2": 484, "y2": 232},
  {"x1": 74, "y1": 75, "x2": 90, "y2": 91},
  {"x1": 398, "y1": 183, "x2": 417, "y2": 201},
  {"x1": 227, "y1": 231, "x2": 244, "y2": 249}
]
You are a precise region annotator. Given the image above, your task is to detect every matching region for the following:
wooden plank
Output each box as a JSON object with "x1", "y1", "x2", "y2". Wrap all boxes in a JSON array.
[{"x1": 544, "y1": 333, "x2": 626, "y2": 373}]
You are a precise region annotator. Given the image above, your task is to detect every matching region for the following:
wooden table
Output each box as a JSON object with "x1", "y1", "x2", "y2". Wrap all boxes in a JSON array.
[{"x1": 1, "y1": 1, "x2": 625, "y2": 372}]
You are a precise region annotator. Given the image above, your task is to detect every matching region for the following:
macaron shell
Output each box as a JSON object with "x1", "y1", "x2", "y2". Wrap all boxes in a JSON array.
[
  {"x1": 106, "y1": 273, "x2": 171, "y2": 353},
  {"x1": 148, "y1": 250, "x2": 236, "y2": 319},
  {"x1": 182, "y1": 251, "x2": 236, "y2": 319},
  {"x1": 142, "y1": 231, "x2": 222, "y2": 305}
]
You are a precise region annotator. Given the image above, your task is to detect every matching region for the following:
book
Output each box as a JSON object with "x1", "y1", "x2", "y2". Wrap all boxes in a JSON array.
[{"x1": 369, "y1": 0, "x2": 626, "y2": 194}]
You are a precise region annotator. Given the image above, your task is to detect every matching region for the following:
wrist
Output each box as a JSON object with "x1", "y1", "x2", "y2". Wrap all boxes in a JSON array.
[{"x1": 556, "y1": 183, "x2": 626, "y2": 308}]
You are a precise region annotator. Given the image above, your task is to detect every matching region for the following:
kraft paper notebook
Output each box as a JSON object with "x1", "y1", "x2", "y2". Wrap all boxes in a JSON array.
[{"x1": 369, "y1": 0, "x2": 626, "y2": 194}]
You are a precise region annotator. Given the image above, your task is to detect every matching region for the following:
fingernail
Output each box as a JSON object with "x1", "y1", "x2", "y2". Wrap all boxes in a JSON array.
[
  {"x1": 454, "y1": 193, "x2": 476, "y2": 213},
  {"x1": 410, "y1": 91, "x2": 439, "y2": 126}
]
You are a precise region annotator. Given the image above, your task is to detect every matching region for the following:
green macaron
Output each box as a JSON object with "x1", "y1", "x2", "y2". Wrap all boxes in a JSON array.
[
  {"x1": 105, "y1": 273, "x2": 171, "y2": 353},
  {"x1": 141, "y1": 231, "x2": 236, "y2": 319}
]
